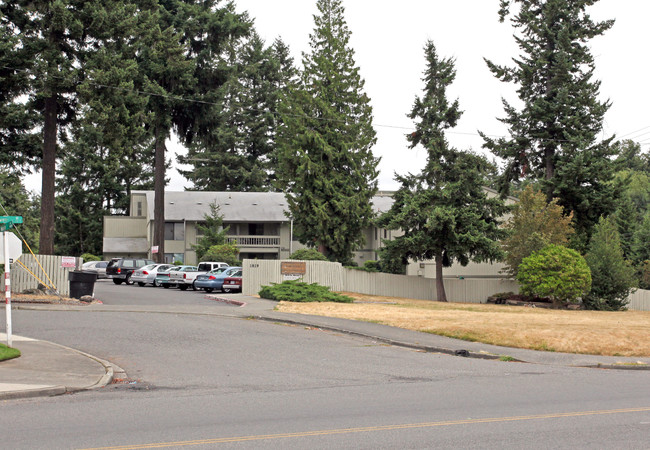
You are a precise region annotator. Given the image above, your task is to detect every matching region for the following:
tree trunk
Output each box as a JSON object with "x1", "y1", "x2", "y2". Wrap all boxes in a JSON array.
[
  {"x1": 39, "y1": 95, "x2": 57, "y2": 255},
  {"x1": 435, "y1": 251, "x2": 447, "y2": 302},
  {"x1": 544, "y1": 146, "x2": 555, "y2": 202},
  {"x1": 153, "y1": 125, "x2": 166, "y2": 263}
]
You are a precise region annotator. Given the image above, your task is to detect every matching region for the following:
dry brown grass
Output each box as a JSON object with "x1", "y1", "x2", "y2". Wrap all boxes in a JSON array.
[{"x1": 276, "y1": 293, "x2": 650, "y2": 357}]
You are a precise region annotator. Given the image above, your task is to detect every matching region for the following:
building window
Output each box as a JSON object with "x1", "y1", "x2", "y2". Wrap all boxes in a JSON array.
[
  {"x1": 136, "y1": 201, "x2": 142, "y2": 217},
  {"x1": 164, "y1": 253, "x2": 184, "y2": 264},
  {"x1": 164, "y1": 222, "x2": 185, "y2": 241},
  {"x1": 248, "y1": 223, "x2": 264, "y2": 236}
]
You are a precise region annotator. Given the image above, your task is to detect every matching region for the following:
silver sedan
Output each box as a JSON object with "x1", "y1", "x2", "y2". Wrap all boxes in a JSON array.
[{"x1": 131, "y1": 264, "x2": 174, "y2": 287}]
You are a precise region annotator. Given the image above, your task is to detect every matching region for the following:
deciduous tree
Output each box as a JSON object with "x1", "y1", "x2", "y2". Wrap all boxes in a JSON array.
[{"x1": 502, "y1": 185, "x2": 573, "y2": 276}]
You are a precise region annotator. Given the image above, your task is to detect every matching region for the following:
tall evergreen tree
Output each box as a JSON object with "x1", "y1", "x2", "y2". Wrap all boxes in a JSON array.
[
  {"x1": 0, "y1": 10, "x2": 39, "y2": 172},
  {"x1": 2, "y1": 0, "x2": 100, "y2": 254},
  {"x1": 377, "y1": 41, "x2": 507, "y2": 302},
  {"x1": 482, "y1": 0, "x2": 620, "y2": 248},
  {"x1": 55, "y1": 1, "x2": 156, "y2": 255},
  {"x1": 276, "y1": 0, "x2": 379, "y2": 263},
  {"x1": 179, "y1": 33, "x2": 295, "y2": 191},
  {"x1": 145, "y1": 0, "x2": 249, "y2": 262}
]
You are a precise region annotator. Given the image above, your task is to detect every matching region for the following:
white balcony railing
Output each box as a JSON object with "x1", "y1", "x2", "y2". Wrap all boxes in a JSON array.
[{"x1": 226, "y1": 235, "x2": 280, "y2": 247}]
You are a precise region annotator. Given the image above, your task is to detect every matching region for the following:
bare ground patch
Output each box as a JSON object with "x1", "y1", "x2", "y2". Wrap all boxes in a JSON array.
[{"x1": 275, "y1": 293, "x2": 650, "y2": 357}]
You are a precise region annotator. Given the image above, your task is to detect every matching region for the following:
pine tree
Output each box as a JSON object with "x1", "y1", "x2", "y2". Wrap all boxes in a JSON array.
[
  {"x1": 584, "y1": 216, "x2": 636, "y2": 310},
  {"x1": 482, "y1": 0, "x2": 620, "y2": 247},
  {"x1": 275, "y1": 0, "x2": 379, "y2": 264},
  {"x1": 377, "y1": 41, "x2": 507, "y2": 302},
  {"x1": 192, "y1": 203, "x2": 229, "y2": 261}
]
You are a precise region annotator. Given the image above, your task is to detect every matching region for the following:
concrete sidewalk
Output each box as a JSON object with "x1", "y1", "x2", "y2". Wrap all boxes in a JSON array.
[
  {"x1": 0, "y1": 333, "x2": 120, "y2": 400},
  {"x1": 2, "y1": 294, "x2": 648, "y2": 401}
]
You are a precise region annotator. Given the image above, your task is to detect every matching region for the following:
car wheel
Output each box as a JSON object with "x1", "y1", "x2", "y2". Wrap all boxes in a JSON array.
[
  {"x1": 153, "y1": 279, "x2": 160, "y2": 287},
  {"x1": 137, "y1": 282, "x2": 145, "y2": 287},
  {"x1": 163, "y1": 284, "x2": 170, "y2": 289},
  {"x1": 125, "y1": 274, "x2": 134, "y2": 285},
  {"x1": 113, "y1": 279, "x2": 122, "y2": 285},
  {"x1": 204, "y1": 288, "x2": 213, "y2": 293},
  {"x1": 179, "y1": 285, "x2": 188, "y2": 291},
  {"x1": 192, "y1": 281, "x2": 198, "y2": 291}
]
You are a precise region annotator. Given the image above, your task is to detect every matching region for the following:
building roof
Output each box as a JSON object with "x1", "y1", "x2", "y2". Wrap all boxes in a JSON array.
[{"x1": 134, "y1": 190, "x2": 395, "y2": 222}]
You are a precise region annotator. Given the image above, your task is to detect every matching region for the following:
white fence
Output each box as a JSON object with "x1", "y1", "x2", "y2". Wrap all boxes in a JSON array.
[
  {"x1": 7, "y1": 254, "x2": 82, "y2": 297},
  {"x1": 627, "y1": 289, "x2": 650, "y2": 311},
  {"x1": 243, "y1": 259, "x2": 650, "y2": 309},
  {"x1": 243, "y1": 260, "x2": 519, "y2": 303}
]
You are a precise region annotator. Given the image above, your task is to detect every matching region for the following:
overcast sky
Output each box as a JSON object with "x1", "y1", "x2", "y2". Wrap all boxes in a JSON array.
[{"x1": 23, "y1": 0, "x2": 650, "y2": 193}]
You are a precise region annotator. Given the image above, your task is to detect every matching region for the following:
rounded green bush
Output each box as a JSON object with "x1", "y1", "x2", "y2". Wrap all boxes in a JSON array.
[
  {"x1": 517, "y1": 244, "x2": 591, "y2": 305},
  {"x1": 289, "y1": 248, "x2": 328, "y2": 261}
]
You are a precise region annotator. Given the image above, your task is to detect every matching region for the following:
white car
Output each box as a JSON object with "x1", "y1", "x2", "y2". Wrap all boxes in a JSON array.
[
  {"x1": 131, "y1": 264, "x2": 174, "y2": 287},
  {"x1": 81, "y1": 261, "x2": 109, "y2": 279}
]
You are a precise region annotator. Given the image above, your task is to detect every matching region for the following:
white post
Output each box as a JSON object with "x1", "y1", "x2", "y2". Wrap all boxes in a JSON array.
[
  {"x1": 4, "y1": 230, "x2": 12, "y2": 348},
  {"x1": 289, "y1": 218, "x2": 293, "y2": 255}
]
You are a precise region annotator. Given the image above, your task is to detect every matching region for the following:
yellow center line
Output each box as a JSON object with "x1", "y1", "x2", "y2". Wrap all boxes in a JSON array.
[{"x1": 80, "y1": 406, "x2": 650, "y2": 450}]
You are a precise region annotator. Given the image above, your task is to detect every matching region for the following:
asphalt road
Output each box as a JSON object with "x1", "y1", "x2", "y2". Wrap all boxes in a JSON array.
[{"x1": 1, "y1": 280, "x2": 648, "y2": 449}]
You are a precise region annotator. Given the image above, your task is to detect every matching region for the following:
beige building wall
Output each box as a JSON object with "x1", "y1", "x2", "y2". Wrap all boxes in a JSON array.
[{"x1": 104, "y1": 217, "x2": 148, "y2": 238}]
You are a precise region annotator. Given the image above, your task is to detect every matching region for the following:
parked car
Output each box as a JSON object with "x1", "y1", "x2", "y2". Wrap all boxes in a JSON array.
[
  {"x1": 156, "y1": 266, "x2": 185, "y2": 289},
  {"x1": 170, "y1": 261, "x2": 230, "y2": 290},
  {"x1": 106, "y1": 258, "x2": 156, "y2": 285},
  {"x1": 196, "y1": 261, "x2": 229, "y2": 272},
  {"x1": 131, "y1": 263, "x2": 174, "y2": 286},
  {"x1": 194, "y1": 266, "x2": 242, "y2": 293},
  {"x1": 167, "y1": 265, "x2": 199, "y2": 290},
  {"x1": 81, "y1": 260, "x2": 109, "y2": 279},
  {"x1": 221, "y1": 269, "x2": 243, "y2": 293}
]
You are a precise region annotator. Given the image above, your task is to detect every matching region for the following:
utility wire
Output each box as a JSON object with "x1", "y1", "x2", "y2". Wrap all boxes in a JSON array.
[{"x1": 1, "y1": 64, "x2": 647, "y2": 147}]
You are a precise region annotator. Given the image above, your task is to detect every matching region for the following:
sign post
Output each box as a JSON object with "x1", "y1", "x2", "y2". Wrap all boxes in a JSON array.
[{"x1": 1, "y1": 216, "x2": 23, "y2": 348}]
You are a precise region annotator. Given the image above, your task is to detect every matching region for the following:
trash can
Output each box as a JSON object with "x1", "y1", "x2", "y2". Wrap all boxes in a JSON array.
[{"x1": 68, "y1": 270, "x2": 97, "y2": 299}]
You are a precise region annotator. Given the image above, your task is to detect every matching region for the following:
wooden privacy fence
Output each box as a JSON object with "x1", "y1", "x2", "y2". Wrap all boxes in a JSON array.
[
  {"x1": 243, "y1": 259, "x2": 519, "y2": 304},
  {"x1": 627, "y1": 289, "x2": 650, "y2": 311},
  {"x1": 243, "y1": 259, "x2": 650, "y2": 310},
  {"x1": 8, "y1": 254, "x2": 82, "y2": 297}
]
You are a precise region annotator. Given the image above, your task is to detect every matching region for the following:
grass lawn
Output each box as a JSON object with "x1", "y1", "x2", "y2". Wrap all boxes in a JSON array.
[
  {"x1": 0, "y1": 343, "x2": 21, "y2": 361},
  {"x1": 275, "y1": 293, "x2": 650, "y2": 357}
]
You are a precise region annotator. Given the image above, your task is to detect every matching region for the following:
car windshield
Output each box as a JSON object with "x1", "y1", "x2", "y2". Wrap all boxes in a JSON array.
[
  {"x1": 225, "y1": 267, "x2": 242, "y2": 276},
  {"x1": 208, "y1": 268, "x2": 227, "y2": 275},
  {"x1": 229, "y1": 270, "x2": 242, "y2": 277},
  {"x1": 141, "y1": 264, "x2": 156, "y2": 270}
]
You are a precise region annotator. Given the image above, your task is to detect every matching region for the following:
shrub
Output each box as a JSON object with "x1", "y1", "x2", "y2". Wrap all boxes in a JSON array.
[
  {"x1": 201, "y1": 243, "x2": 240, "y2": 266},
  {"x1": 81, "y1": 253, "x2": 100, "y2": 262},
  {"x1": 517, "y1": 244, "x2": 591, "y2": 305},
  {"x1": 259, "y1": 280, "x2": 353, "y2": 303},
  {"x1": 347, "y1": 260, "x2": 380, "y2": 272},
  {"x1": 288, "y1": 248, "x2": 328, "y2": 261}
]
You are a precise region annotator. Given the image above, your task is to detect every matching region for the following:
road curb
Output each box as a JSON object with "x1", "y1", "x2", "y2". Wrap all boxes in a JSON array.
[
  {"x1": 0, "y1": 340, "x2": 126, "y2": 401},
  {"x1": 247, "y1": 315, "x2": 650, "y2": 370},
  {"x1": 247, "y1": 315, "x2": 512, "y2": 362}
]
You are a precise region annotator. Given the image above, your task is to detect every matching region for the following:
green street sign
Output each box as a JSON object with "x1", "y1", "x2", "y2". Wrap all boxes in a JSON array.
[{"x1": 0, "y1": 216, "x2": 23, "y2": 232}]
